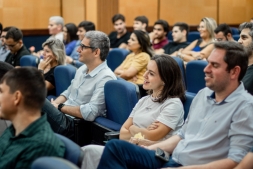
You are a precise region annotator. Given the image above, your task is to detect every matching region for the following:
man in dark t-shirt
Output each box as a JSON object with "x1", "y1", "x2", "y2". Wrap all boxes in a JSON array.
[
  {"x1": 238, "y1": 22, "x2": 253, "y2": 95},
  {"x1": 4, "y1": 27, "x2": 30, "y2": 67},
  {"x1": 108, "y1": 14, "x2": 131, "y2": 49},
  {"x1": 162, "y1": 22, "x2": 189, "y2": 56}
]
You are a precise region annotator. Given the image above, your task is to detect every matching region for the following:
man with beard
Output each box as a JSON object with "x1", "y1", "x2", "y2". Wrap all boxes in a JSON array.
[
  {"x1": 108, "y1": 14, "x2": 131, "y2": 49},
  {"x1": 150, "y1": 20, "x2": 169, "y2": 52},
  {"x1": 238, "y1": 22, "x2": 253, "y2": 95}
]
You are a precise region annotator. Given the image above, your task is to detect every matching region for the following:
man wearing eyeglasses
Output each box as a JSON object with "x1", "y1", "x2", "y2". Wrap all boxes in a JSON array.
[
  {"x1": 4, "y1": 27, "x2": 30, "y2": 67},
  {"x1": 42, "y1": 30, "x2": 117, "y2": 140},
  {"x1": 214, "y1": 24, "x2": 235, "y2": 42},
  {"x1": 0, "y1": 27, "x2": 11, "y2": 62}
]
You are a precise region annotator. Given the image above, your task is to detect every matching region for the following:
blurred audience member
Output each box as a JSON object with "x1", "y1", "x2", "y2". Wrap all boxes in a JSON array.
[
  {"x1": 63, "y1": 23, "x2": 78, "y2": 56},
  {"x1": 48, "y1": 16, "x2": 64, "y2": 42},
  {"x1": 133, "y1": 16, "x2": 149, "y2": 32},
  {"x1": 156, "y1": 22, "x2": 189, "y2": 55},
  {"x1": 4, "y1": 27, "x2": 30, "y2": 67},
  {"x1": 238, "y1": 22, "x2": 253, "y2": 95},
  {"x1": 108, "y1": 14, "x2": 131, "y2": 49},
  {"x1": 67, "y1": 21, "x2": 95, "y2": 67},
  {"x1": 115, "y1": 30, "x2": 153, "y2": 84},
  {"x1": 214, "y1": 23, "x2": 235, "y2": 41},
  {"x1": 0, "y1": 27, "x2": 11, "y2": 61},
  {"x1": 178, "y1": 17, "x2": 217, "y2": 62},
  {"x1": 149, "y1": 20, "x2": 169, "y2": 51},
  {"x1": 38, "y1": 38, "x2": 66, "y2": 96}
]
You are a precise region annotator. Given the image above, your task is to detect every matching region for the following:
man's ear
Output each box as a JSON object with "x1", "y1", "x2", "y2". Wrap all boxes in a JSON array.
[
  {"x1": 230, "y1": 65, "x2": 241, "y2": 80},
  {"x1": 227, "y1": 33, "x2": 232, "y2": 39},
  {"x1": 94, "y1": 48, "x2": 101, "y2": 59},
  {"x1": 182, "y1": 29, "x2": 187, "y2": 36},
  {"x1": 14, "y1": 90, "x2": 22, "y2": 106}
]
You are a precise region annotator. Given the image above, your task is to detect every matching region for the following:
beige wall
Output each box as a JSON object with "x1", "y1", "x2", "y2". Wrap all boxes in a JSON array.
[
  {"x1": 119, "y1": 0, "x2": 158, "y2": 27},
  {"x1": 219, "y1": 0, "x2": 253, "y2": 24},
  {"x1": 159, "y1": 0, "x2": 217, "y2": 25},
  {"x1": 0, "y1": 0, "x2": 61, "y2": 29},
  {"x1": 0, "y1": 0, "x2": 252, "y2": 33}
]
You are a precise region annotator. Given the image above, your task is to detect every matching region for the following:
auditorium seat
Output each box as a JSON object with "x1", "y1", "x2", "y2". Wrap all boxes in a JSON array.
[
  {"x1": 186, "y1": 60, "x2": 208, "y2": 96},
  {"x1": 20, "y1": 55, "x2": 38, "y2": 67},
  {"x1": 173, "y1": 57, "x2": 187, "y2": 88},
  {"x1": 31, "y1": 157, "x2": 79, "y2": 169},
  {"x1": 106, "y1": 48, "x2": 129, "y2": 71},
  {"x1": 47, "y1": 65, "x2": 76, "y2": 100},
  {"x1": 55, "y1": 134, "x2": 84, "y2": 167},
  {"x1": 183, "y1": 93, "x2": 195, "y2": 120},
  {"x1": 91, "y1": 80, "x2": 139, "y2": 145},
  {"x1": 233, "y1": 34, "x2": 240, "y2": 41},
  {"x1": 187, "y1": 31, "x2": 201, "y2": 43},
  {"x1": 230, "y1": 27, "x2": 240, "y2": 35}
]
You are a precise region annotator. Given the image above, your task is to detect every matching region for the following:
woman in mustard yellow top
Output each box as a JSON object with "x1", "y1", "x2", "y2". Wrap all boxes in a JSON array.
[{"x1": 114, "y1": 30, "x2": 153, "y2": 84}]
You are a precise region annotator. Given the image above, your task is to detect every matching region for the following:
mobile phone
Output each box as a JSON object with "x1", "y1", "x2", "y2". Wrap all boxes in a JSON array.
[{"x1": 155, "y1": 148, "x2": 170, "y2": 162}]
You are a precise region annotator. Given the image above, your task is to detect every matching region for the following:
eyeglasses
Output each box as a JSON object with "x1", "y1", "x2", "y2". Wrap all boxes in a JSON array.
[
  {"x1": 6, "y1": 42, "x2": 19, "y2": 48},
  {"x1": 79, "y1": 43, "x2": 96, "y2": 51}
]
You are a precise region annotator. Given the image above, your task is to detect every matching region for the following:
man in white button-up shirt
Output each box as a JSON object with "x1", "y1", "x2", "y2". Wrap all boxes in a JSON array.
[
  {"x1": 97, "y1": 41, "x2": 253, "y2": 169},
  {"x1": 42, "y1": 31, "x2": 116, "y2": 140}
]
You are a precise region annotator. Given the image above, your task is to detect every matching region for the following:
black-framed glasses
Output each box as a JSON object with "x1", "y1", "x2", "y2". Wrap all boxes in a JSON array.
[
  {"x1": 79, "y1": 43, "x2": 96, "y2": 51},
  {"x1": 6, "y1": 42, "x2": 19, "y2": 48}
]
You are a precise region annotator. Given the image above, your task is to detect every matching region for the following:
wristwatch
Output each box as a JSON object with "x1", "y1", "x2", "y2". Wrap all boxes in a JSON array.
[{"x1": 58, "y1": 103, "x2": 65, "y2": 111}]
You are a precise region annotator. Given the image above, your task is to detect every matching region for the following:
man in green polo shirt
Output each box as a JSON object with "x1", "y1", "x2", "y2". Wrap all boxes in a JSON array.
[{"x1": 0, "y1": 67, "x2": 65, "y2": 168}]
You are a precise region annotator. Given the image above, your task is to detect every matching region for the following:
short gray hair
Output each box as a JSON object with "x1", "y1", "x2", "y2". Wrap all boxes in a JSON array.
[
  {"x1": 84, "y1": 31, "x2": 110, "y2": 61},
  {"x1": 239, "y1": 22, "x2": 253, "y2": 39},
  {"x1": 49, "y1": 16, "x2": 64, "y2": 29},
  {"x1": 42, "y1": 38, "x2": 66, "y2": 65}
]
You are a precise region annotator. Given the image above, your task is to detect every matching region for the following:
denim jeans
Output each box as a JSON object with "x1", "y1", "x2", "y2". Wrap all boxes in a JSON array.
[
  {"x1": 42, "y1": 99, "x2": 75, "y2": 140},
  {"x1": 97, "y1": 139, "x2": 182, "y2": 169}
]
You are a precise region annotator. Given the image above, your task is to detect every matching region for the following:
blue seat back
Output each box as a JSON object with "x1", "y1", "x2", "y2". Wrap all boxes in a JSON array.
[
  {"x1": 107, "y1": 48, "x2": 129, "y2": 71},
  {"x1": 167, "y1": 31, "x2": 173, "y2": 41},
  {"x1": 54, "y1": 65, "x2": 76, "y2": 97},
  {"x1": 187, "y1": 31, "x2": 201, "y2": 43},
  {"x1": 186, "y1": 60, "x2": 207, "y2": 94},
  {"x1": 31, "y1": 157, "x2": 79, "y2": 169},
  {"x1": 183, "y1": 93, "x2": 195, "y2": 120},
  {"x1": 233, "y1": 34, "x2": 240, "y2": 41},
  {"x1": 230, "y1": 27, "x2": 240, "y2": 35},
  {"x1": 173, "y1": 57, "x2": 186, "y2": 88},
  {"x1": 104, "y1": 80, "x2": 138, "y2": 125},
  {"x1": 20, "y1": 55, "x2": 37, "y2": 67},
  {"x1": 55, "y1": 134, "x2": 83, "y2": 167}
]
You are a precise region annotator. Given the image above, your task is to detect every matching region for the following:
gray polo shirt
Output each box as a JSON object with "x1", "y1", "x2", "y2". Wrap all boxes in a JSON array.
[{"x1": 172, "y1": 83, "x2": 253, "y2": 165}]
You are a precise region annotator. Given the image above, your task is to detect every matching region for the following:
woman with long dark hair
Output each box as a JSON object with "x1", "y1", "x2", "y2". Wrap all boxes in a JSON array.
[{"x1": 114, "y1": 30, "x2": 153, "y2": 84}]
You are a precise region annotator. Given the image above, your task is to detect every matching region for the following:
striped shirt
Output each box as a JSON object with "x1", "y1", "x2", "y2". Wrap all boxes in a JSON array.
[{"x1": 0, "y1": 113, "x2": 65, "y2": 168}]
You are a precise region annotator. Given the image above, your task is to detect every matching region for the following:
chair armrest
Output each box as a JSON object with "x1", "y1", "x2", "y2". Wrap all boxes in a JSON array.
[{"x1": 104, "y1": 131, "x2": 120, "y2": 140}]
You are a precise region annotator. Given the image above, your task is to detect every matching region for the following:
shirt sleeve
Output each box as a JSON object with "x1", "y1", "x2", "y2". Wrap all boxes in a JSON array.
[
  {"x1": 227, "y1": 102, "x2": 253, "y2": 163},
  {"x1": 79, "y1": 76, "x2": 115, "y2": 121},
  {"x1": 131, "y1": 53, "x2": 150, "y2": 72},
  {"x1": 156, "y1": 98, "x2": 184, "y2": 130}
]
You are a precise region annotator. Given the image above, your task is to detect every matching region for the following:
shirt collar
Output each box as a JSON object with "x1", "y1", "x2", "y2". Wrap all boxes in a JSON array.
[
  {"x1": 9, "y1": 112, "x2": 47, "y2": 139},
  {"x1": 83, "y1": 61, "x2": 108, "y2": 77},
  {"x1": 207, "y1": 82, "x2": 245, "y2": 104}
]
